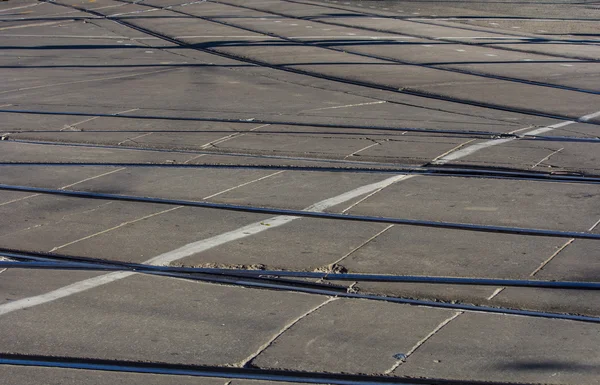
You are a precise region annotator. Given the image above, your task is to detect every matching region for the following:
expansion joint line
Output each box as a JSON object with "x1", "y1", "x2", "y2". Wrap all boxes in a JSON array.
[
  {"x1": 384, "y1": 311, "x2": 463, "y2": 374},
  {"x1": 235, "y1": 297, "x2": 338, "y2": 368}
]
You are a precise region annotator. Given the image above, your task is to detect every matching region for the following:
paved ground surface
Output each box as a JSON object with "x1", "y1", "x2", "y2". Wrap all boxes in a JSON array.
[{"x1": 0, "y1": 0, "x2": 599, "y2": 384}]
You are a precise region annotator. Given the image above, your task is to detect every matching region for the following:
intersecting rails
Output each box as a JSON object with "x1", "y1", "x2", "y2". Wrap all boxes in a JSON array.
[
  {"x1": 1, "y1": 0, "x2": 599, "y2": 383},
  {"x1": 37, "y1": 0, "x2": 600, "y2": 124}
]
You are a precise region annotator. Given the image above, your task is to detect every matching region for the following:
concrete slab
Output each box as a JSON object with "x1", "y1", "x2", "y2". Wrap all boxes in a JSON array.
[
  {"x1": 0, "y1": 366, "x2": 226, "y2": 385},
  {"x1": 252, "y1": 298, "x2": 455, "y2": 374},
  {"x1": 209, "y1": 171, "x2": 387, "y2": 209},
  {"x1": 0, "y1": 269, "x2": 103, "y2": 305},
  {"x1": 444, "y1": 139, "x2": 600, "y2": 175},
  {"x1": 51, "y1": 207, "x2": 270, "y2": 263},
  {"x1": 396, "y1": 312, "x2": 600, "y2": 384},
  {"x1": 491, "y1": 235, "x2": 600, "y2": 317},
  {"x1": 347, "y1": 176, "x2": 600, "y2": 230},
  {"x1": 0, "y1": 274, "x2": 325, "y2": 366},
  {"x1": 179, "y1": 218, "x2": 387, "y2": 271},
  {"x1": 0, "y1": 141, "x2": 194, "y2": 163}
]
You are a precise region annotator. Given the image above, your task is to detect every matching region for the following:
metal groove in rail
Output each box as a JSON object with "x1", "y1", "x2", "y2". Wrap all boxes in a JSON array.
[{"x1": 1, "y1": 182, "x2": 599, "y2": 240}]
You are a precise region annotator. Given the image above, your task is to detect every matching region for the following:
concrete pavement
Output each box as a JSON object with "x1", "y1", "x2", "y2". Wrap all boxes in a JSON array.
[{"x1": 1, "y1": 0, "x2": 599, "y2": 384}]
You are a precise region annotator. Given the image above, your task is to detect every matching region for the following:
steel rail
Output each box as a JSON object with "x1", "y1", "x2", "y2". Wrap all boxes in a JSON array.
[
  {"x1": 0, "y1": 353, "x2": 546, "y2": 385},
  {"x1": 1, "y1": 183, "x2": 599, "y2": 240},
  {"x1": 39, "y1": 0, "x2": 600, "y2": 126},
  {"x1": 3, "y1": 260, "x2": 600, "y2": 323},
  {"x1": 1, "y1": 162, "x2": 598, "y2": 184},
  {"x1": 276, "y1": 0, "x2": 600, "y2": 61},
  {"x1": 2, "y1": 257, "x2": 599, "y2": 291},
  {"x1": 0, "y1": 108, "x2": 519, "y2": 138},
  {"x1": 183, "y1": 0, "x2": 600, "y2": 96},
  {"x1": 4, "y1": 108, "x2": 599, "y2": 143}
]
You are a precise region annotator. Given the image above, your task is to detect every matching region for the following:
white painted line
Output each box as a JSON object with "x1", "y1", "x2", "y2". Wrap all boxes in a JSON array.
[
  {"x1": 301, "y1": 100, "x2": 386, "y2": 112},
  {"x1": 0, "y1": 175, "x2": 407, "y2": 316},
  {"x1": 434, "y1": 109, "x2": 600, "y2": 164},
  {"x1": 433, "y1": 138, "x2": 514, "y2": 164},
  {"x1": 523, "y1": 121, "x2": 573, "y2": 136},
  {"x1": 579, "y1": 110, "x2": 600, "y2": 122}
]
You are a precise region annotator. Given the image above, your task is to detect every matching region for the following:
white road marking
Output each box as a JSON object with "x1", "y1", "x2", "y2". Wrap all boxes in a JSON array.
[
  {"x1": 0, "y1": 175, "x2": 407, "y2": 316},
  {"x1": 50, "y1": 171, "x2": 283, "y2": 253},
  {"x1": 432, "y1": 138, "x2": 514, "y2": 164},
  {"x1": 301, "y1": 100, "x2": 386, "y2": 112},
  {"x1": 579, "y1": 110, "x2": 600, "y2": 122},
  {"x1": 434, "y1": 110, "x2": 600, "y2": 164},
  {"x1": 6, "y1": 108, "x2": 598, "y2": 315}
]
